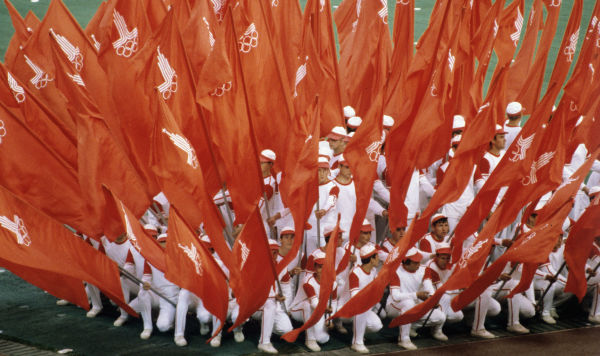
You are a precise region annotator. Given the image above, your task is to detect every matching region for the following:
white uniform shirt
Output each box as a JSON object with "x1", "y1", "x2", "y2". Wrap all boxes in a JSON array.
[
  {"x1": 334, "y1": 178, "x2": 357, "y2": 238},
  {"x1": 504, "y1": 120, "x2": 522, "y2": 149},
  {"x1": 388, "y1": 265, "x2": 425, "y2": 304}
]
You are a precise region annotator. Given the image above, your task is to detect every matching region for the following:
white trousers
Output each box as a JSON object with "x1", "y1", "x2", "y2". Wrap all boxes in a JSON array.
[
  {"x1": 495, "y1": 281, "x2": 535, "y2": 326},
  {"x1": 290, "y1": 302, "x2": 330, "y2": 344},
  {"x1": 386, "y1": 299, "x2": 444, "y2": 342},
  {"x1": 253, "y1": 298, "x2": 293, "y2": 344},
  {"x1": 174, "y1": 289, "x2": 211, "y2": 337},
  {"x1": 85, "y1": 283, "x2": 102, "y2": 310},
  {"x1": 130, "y1": 288, "x2": 176, "y2": 332},
  {"x1": 352, "y1": 309, "x2": 383, "y2": 345}
]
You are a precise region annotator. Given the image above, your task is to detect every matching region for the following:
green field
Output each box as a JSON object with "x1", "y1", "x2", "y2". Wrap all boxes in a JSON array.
[{"x1": 0, "y1": 0, "x2": 594, "y2": 100}]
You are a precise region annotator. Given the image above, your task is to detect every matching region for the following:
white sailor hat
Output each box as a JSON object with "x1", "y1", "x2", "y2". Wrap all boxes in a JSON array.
[
  {"x1": 495, "y1": 124, "x2": 507, "y2": 135},
  {"x1": 405, "y1": 248, "x2": 423, "y2": 262},
  {"x1": 436, "y1": 243, "x2": 451, "y2": 255},
  {"x1": 318, "y1": 156, "x2": 330, "y2": 168},
  {"x1": 360, "y1": 219, "x2": 374, "y2": 232},
  {"x1": 451, "y1": 134, "x2": 462, "y2": 145},
  {"x1": 260, "y1": 149, "x2": 276, "y2": 163},
  {"x1": 327, "y1": 126, "x2": 347, "y2": 140},
  {"x1": 343, "y1": 106, "x2": 356, "y2": 118},
  {"x1": 313, "y1": 250, "x2": 326, "y2": 265},
  {"x1": 268, "y1": 239, "x2": 280, "y2": 250},
  {"x1": 343, "y1": 131, "x2": 355, "y2": 142},
  {"x1": 280, "y1": 227, "x2": 295, "y2": 237},
  {"x1": 431, "y1": 213, "x2": 447, "y2": 225},
  {"x1": 506, "y1": 102, "x2": 522, "y2": 115},
  {"x1": 452, "y1": 115, "x2": 465, "y2": 130},
  {"x1": 383, "y1": 115, "x2": 395, "y2": 129},
  {"x1": 359, "y1": 244, "x2": 378, "y2": 259},
  {"x1": 347, "y1": 116, "x2": 362, "y2": 129}
]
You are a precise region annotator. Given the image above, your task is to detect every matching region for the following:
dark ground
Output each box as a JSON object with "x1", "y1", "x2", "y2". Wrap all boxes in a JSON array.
[{"x1": 1, "y1": 268, "x2": 599, "y2": 355}]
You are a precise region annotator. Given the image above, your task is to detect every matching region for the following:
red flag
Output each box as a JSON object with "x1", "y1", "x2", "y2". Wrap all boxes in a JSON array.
[
  {"x1": 451, "y1": 204, "x2": 570, "y2": 311},
  {"x1": 142, "y1": 0, "x2": 168, "y2": 31},
  {"x1": 195, "y1": 14, "x2": 262, "y2": 225},
  {"x1": 104, "y1": 187, "x2": 166, "y2": 272},
  {"x1": 516, "y1": 0, "x2": 562, "y2": 114},
  {"x1": 493, "y1": 0, "x2": 524, "y2": 68},
  {"x1": 282, "y1": 214, "x2": 338, "y2": 342},
  {"x1": 0, "y1": 185, "x2": 134, "y2": 315},
  {"x1": 0, "y1": 102, "x2": 99, "y2": 236},
  {"x1": 181, "y1": 0, "x2": 219, "y2": 77},
  {"x1": 3, "y1": 0, "x2": 31, "y2": 69},
  {"x1": 266, "y1": 0, "x2": 303, "y2": 86},
  {"x1": 229, "y1": 206, "x2": 277, "y2": 331},
  {"x1": 391, "y1": 0, "x2": 414, "y2": 80},
  {"x1": 506, "y1": 0, "x2": 543, "y2": 102},
  {"x1": 303, "y1": 0, "x2": 344, "y2": 134},
  {"x1": 165, "y1": 207, "x2": 229, "y2": 338},
  {"x1": 335, "y1": 0, "x2": 392, "y2": 117},
  {"x1": 564, "y1": 199, "x2": 600, "y2": 300},
  {"x1": 151, "y1": 97, "x2": 233, "y2": 270}
]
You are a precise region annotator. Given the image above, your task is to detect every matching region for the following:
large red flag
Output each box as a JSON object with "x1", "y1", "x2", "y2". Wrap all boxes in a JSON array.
[
  {"x1": 151, "y1": 96, "x2": 233, "y2": 267},
  {"x1": 196, "y1": 12, "x2": 262, "y2": 225},
  {"x1": 165, "y1": 207, "x2": 229, "y2": 338},
  {"x1": 0, "y1": 186, "x2": 134, "y2": 315},
  {"x1": 229, "y1": 206, "x2": 277, "y2": 331},
  {"x1": 335, "y1": 0, "x2": 392, "y2": 117},
  {"x1": 493, "y1": 0, "x2": 524, "y2": 68},
  {"x1": 303, "y1": 0, "x2": 344, "y2": 134},
  {"x1": 282, "y1": 215, "x2": 338, "y2": 342},
  {"x1": 564, "y1": 199, "x2": 600, "y2": 300},
  {"x1": 506, "y1": 0, "x2": 544, "y2": 102},
  {"x1": 0, "y1": 102, "x2": 99, "y2": 236},
  {"x1": 3, "y1": 0, "x2": 31, "y2": 69},
  {"x1": 451, "y1": 204, "x2": 570, "y2": 311}
]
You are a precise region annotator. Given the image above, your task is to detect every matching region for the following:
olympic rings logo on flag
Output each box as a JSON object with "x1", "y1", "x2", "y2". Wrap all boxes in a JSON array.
[
  {"x1": 239, "y1": 24, "x2": 258, "y2": 53},
  {"x1": 0, "y1": 120, "x2": 6, "y2": 144},
  {"x1": 210, "y1": 81, "x2": 232, "y2": 97}
]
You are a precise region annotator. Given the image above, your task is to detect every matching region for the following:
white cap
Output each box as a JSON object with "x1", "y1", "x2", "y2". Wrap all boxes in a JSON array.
[
  {"x1": 452, "y1": 115, "x2": 465, "y2": 130},
  {"x1": 323, "y1": 224, "x2": 344, "y2": 237},
  {"x1": 383, "y1": 115, "x2": 395, "y2": 128},
  {"x1": 268, "y1": 238, "x2": 280, "y2": 250},
  {"x1": 359, "y1": 244, "x2": 377, "y2": 259},
  {"x1": 506, "y1": 102, "x2": 522, "y2": 115},
  {"x1": 344, "y1": 131, "x2": 355, "y2": 142},
  {"x1": 143, "y1": 224, "x2": 157, "y2": 231},
  {"x1": 451, "y1": 134, "x2": 462, "y2": 145},
  {"x1": 495, "y1": 124, "x2": 507, "y2": 135},
  {"x1": 260, "y1": 149, "x2": 276, "y2": 163},
  {"x1": 436, "y1": 243, "x2": 451, "y2": 255},
  {"x1": 313, "y1": 249, "x2": 326, "y2": 264},
  {"x1": 343, "y1": 106, "x2": 356, "y2": 118},
  {"x1": 590, "y1": 186, "x2": 600, "y2": 196},
  {"x1": 347, "y1": 116, "x2": 362, "y2": 129},
  {"x1": 318, "y1": 156, "x2": 330, "y2": 168},
  {"x1": 327, "y1": 126, "x2": 347, "y2": 140},
  {"x1": 157, "y1": 233, "x2": 167, "y2": 242},
  {"x1": 405, "y1": 248, "x2": 423, "y2": 262},
  {"x1": 576, "y1": 115, "x2": 584, "y2": 127},
  {"x1": 280, "y1": 226, "x2": 295, "y2": 236},
  {"x1": 431, "y1": 213, "x2": 447, "y2": 225},
  {"x1": 338, "y1": 154, "x2": 348, "y2": 165}
]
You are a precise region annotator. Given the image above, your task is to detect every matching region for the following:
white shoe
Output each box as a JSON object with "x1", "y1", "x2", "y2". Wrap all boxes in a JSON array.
[
  {"x1": 432, "y1": 329, "x2": 448, "y2": 341},
  {"x1": 542, "y1": 314, "x2": 556, "y2": 325},
  {"x1": 336, "y1": 324, "x2": 348, "y2": 334},
  {"x1": 174, "y1": 335, "x2": 187, "y2": 347},
  {"x1": 140, "y1": 329, "x2": 152, "y2": 340},
  {"x1": 305, "y1": 340, "x2": 321, "y2": 352},
  {"x1": 210, "y1": 335, "x2": 221, "y2": 347},
  {"x1": 351, "y1": 343, "x2": 369, "y2": 354},
  {"x1": 200, "y1": 322, "x2": 210, "y2": 335},
  {"x1": 588, "y1": 315, "x2": 600, "y2": 324},
  {"x1": 56, "y1": 299, "x2": 69, "y2": 306},
  {"x1": 550, "y1": 308, "x2": 559, "y2": 319},
  {"x1": 258, "y1": 343, "x2": 278, "y2": 354},
  {"x1": 113, "y1": 316, "x2": 128, "y2": 327},
  {"x1": 86, "y1": 308, "x2": 102, "y2": 318},
  {"x1": 507, "y1": 323, "x2": 530, "y2": 334},
  {"x1": 409, "y1": 328, "x2": 418, "y2": 338},
  {"x1": 471, "y1": 329, "x2": 496, "y2": 339},
  {"x1": 233, "y1": 328, "x2": 245, "y2": 342},
  {"x1": 398, "y1": 339, "x2": 417, "y2": 350}
]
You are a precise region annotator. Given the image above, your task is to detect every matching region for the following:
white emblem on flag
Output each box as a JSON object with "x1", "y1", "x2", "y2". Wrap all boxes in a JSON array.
[
  {"x1": 365, "y1": 133, "x2": 385, "y2": 162},
  {"x1": 385, "y1": 246, "x2": 400, "y2": 264},
  {"x1": 239, "y1": 241, "x2": 250, "y2": 270},
  {"x1": 522, "y1": 151, "x2": 556, "y2": 186},
  {"x1": 161, "y1": 128, "x2": 199, "y2": 169},
  {"x1": 0, "y1": 120, "x2": 6, "y2": 144},
  {"x1": 239, "y1": 23, "x2": 259, "y2": 53},
  {"x1": 398, "y1": 0, "x2": 410, "y2": 5},
  {"x1": 178, "y1": 243, "x2": 203, "y2": 275},
  {"x1": 522, "y1": 231, "x2": 537, "y2": 244},
  {"x1": 90, "y1": 34, "x2": 101, "y2": 51},
  {"x1": 202, "y1": 17, "x2": 215, "y2": 50},
  {"x1": 210, "y1": 81, "x2": 232, "y2": 97},
  {"x1": 68, "y1": 73, "x2": 86, "y2": 87},
  {"x1": 293, "y1": 56, "x2": 309, "y2": 98},
  {"x1": 120, "y1": 202, "x2": 141, "y2": 252},
  {"x1": 378, "y1": 0, "x2": 388, "y2": 24},
  {"x1": 352, "y1": 0, "x2": 363, "y2": 32},
  {"x1": 156, "y1": 46, "x2": 178, "y2": 100},
  {"x1": 458, "y1": 240, "x2": 485, "y2": 269},
  {"x1": 24, "y1": 55, "x2": 53, "y2": 89},
  {"x1": 511, "y1": 7, "x2": 523, "y2": 47},
  {"x1": 493, "y1": 20, "x2": 499, "y2": 38},
  {"x1": 50, "y1": 28, "x2": 84, "y2": 72},
  {"x1": 430, "y1": 83, "x2": 438, "y2": 97},
  {"x1": 271, "y1": 0, "x2": 279, "y2": 6},
  {"x1": 320, "y1": 0, "x2": 325, "y2": 11},
  {"x1": 590, "y1": 63, "x2": 596, "y2": 83},
  {"x1": 7, "y1": 72, "x2": 25, "y2": 103},
  {"x1": 549, "y1": 0, "x2": 561, "y2": 7},
  {"x1": 509, "y1": 134, "x2": 535, "y2": 162},
  {"x1": 477, "y1": 102, "x2": 490, "y2": 113},
  {"x1": 591, "y1": 16, "x2": 598, "y2": 33},
  {"x1": 556, "y1": 176, "x2": 578, "y2": 192},
  {"x1": 564, "y1": 29, "x2": 579, "y2": 63},
  {"x1": 112, "y1": 10, "x2": 138, "y2": 58},
  {"x1": 305, "y1": 134, "x2": 313, "y2": 144},
  {"x1": 211, "y1": 0, "x2": 226, "y2": 21},
  {"x1": 0, "y1": 215, "x2": 31, "y2": 246},
  {"x1": 528, "y1": 7, "x2": 535, "y2": 25},
  {"x1": 448, "y1": 49, "x2": 455, "y2": 72}
]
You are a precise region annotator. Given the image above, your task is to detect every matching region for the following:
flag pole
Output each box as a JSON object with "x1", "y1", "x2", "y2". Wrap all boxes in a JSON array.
[
  {"x1": 229, "y1": 7, "x2": 287, "y2": 314},
  {"x1": 536, "y1": 261, "x2": 566, "y2": 312},
  {"x1": 118, "y1": 266, "x2": 176, "y2": 308},
  {"x1": 493, "y1": 263, "x2": 520, "y2": 299},
  {"x1": 587, "y1": 260, "x2": 600, "y2": 281}
]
